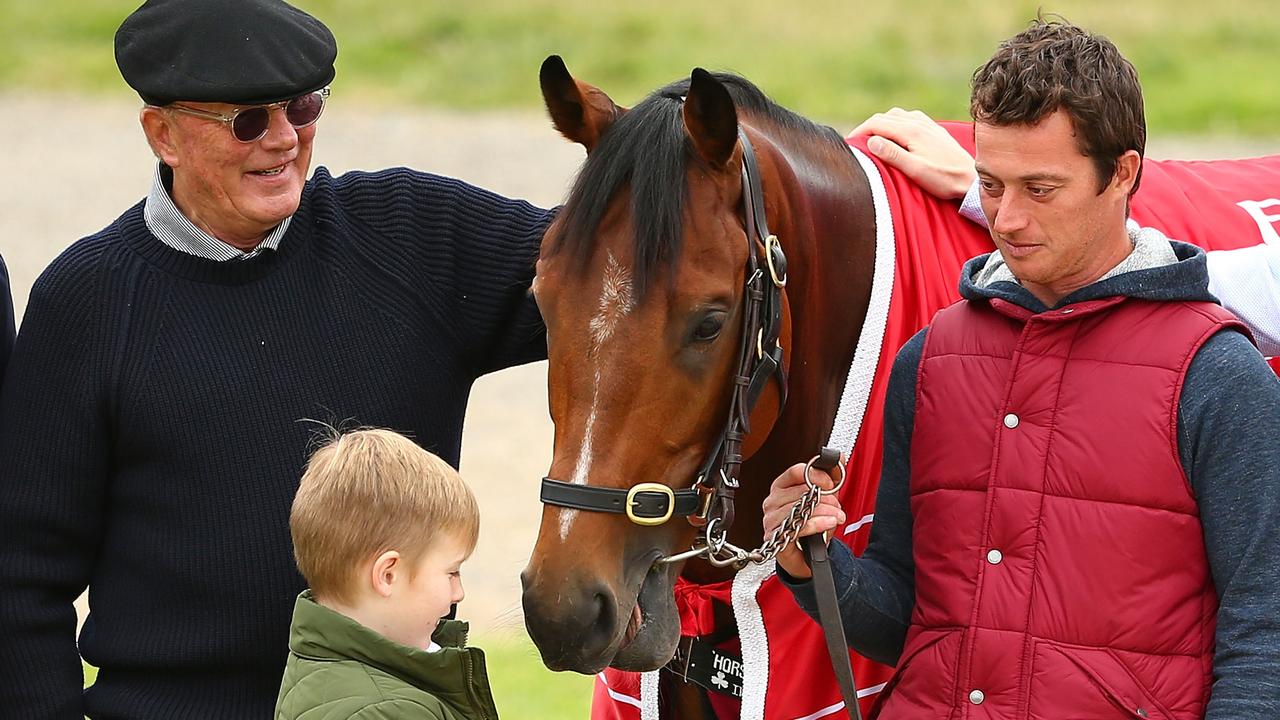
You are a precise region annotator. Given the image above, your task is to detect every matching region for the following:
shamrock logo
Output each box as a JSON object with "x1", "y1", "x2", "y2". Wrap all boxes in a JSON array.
[{"x1": 711, "y1": 672, "x2": 729, "y2": 690}]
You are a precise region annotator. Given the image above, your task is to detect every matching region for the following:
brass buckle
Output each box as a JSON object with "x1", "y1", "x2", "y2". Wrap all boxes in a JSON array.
[
  {"x1": 627, "y1": 483, "x2": 676, "y2": 526},
  {"x1": 696, "y1": 487, "x2": 715, "y2": 520},
  {"x1": 764, "y1": 234, "x2": 787, "y2": 288}
]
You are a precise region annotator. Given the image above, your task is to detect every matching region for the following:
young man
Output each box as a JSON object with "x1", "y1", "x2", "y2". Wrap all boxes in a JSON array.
[
  {"x1": 277, "y1": 429, "x2": 496, "y2": 720},
  {"x1": 0, "y1": 1, "x2": 551, "y2": 717},
  {"x1": 767, "y1": 19, "x2": 1280, "y2": 718}
]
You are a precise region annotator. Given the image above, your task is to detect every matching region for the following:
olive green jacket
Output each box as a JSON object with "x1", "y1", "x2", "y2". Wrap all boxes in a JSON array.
[{"x1": 275, "y1": 591, "x2": 499, "y2": 720}]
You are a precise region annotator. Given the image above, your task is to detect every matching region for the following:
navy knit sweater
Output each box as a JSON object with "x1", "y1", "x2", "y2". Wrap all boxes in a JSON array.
[
  {"x1": 0, "y1": 254, "x2": 12, "y2": 384},
  {"x1": 0, "y1": 167, "x2": 553, "y2": 719}
]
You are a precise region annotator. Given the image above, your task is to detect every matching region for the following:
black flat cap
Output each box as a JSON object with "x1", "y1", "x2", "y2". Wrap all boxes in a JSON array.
[{"x1": 115, "y1": 0, "x2": 337, "y2": 106}]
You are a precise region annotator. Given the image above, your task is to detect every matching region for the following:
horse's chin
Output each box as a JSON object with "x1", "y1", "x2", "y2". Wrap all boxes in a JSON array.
[{"x1": 609, "y1": 561, "x2": 682, "y2": 672}]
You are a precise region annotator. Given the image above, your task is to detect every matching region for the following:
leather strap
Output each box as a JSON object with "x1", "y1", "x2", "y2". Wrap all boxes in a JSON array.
[
  {"x1": 539, "y1": 477, "x2": 702, "y2": 521},
  {"x1": 745, "y1": 345, "x2": 785, "y2": 411},
  {"x1": 802, "y1": 447, "x2": 862, "y2": 720},
  {"x1": 686, "y1": 131, "x2": 788, "y2": 532},
  {"x1": 739, "y1": 131, "x2": 771, "y2": 248}
]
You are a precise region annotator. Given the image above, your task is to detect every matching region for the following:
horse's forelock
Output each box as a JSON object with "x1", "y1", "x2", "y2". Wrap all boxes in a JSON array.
[
  {"x1": 553, "y1": 72, "x2": 837, "y2": 298},
  {"x1": 555, "y1": 89, "x2": 689, "y2": 299}
]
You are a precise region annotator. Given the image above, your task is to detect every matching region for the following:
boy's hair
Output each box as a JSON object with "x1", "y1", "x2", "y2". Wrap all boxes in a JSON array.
[
  {"x1": 290, "y1": 428, "x2": 479, "y2": 605},
  {"x1": 970, "y1": 15, "x2": 1146, "y2": 197}
]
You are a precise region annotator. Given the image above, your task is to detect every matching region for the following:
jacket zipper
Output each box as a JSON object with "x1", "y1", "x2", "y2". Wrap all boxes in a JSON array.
[{"x1": 464, "y1": 651, "x2": 489, "y2": 720}]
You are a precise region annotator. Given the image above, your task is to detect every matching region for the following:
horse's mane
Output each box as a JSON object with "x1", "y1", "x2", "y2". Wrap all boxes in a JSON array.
[{"x1": 550, "y1": 72, "x2": 842, "y2": 297}]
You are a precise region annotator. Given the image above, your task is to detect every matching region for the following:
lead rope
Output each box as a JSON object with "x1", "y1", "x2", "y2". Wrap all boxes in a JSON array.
[{"x1": 801, "y1": 448, "x2": 863, "y2": 720}]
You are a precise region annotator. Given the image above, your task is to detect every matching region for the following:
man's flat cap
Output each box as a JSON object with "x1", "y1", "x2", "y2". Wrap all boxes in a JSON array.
[{"x1": 115, "y1": 0, "x2": 337, "y2": 106}]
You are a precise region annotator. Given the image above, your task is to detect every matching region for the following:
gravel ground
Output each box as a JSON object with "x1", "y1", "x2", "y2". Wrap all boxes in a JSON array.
[{"x1": 1, "y1": 92, "x2": 1274, "y2": 637}]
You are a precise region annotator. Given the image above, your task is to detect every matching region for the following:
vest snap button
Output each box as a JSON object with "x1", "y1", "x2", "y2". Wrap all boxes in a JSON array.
[
  {"x1": 987, "y1": 549, "x2": 1003, "y2": 565},
  {"x1": 1136, "y1": 709, "x2": 1149, "y2": 718},
  {"x1": 1003, "y1": 413, "x2": 1020, "y2": 429},
  {"x1": 969, "y1": 689, "x2": 985, "y2": 705}
]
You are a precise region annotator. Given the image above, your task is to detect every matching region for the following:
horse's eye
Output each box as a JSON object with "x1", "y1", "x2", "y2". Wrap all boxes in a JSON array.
[{"x1": 692, "y1": 313, "x2": 726, "y2": 342}]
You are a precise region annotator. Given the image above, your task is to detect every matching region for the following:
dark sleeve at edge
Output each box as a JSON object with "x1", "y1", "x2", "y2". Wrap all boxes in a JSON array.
[
  {"x1": 0, "y1": 255, "x2": 14, "y2": 383},
  {"x1": 1178, "y1": 329, "x2": 1280, "y2": 719}
]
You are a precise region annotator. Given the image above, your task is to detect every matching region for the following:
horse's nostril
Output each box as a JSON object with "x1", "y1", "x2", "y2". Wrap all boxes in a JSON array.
[
  {"x1": 523, "y1": 579, "x2": 623, "y2": 672},
  {"x1": 591, "y1": 586, "x2": 617, "y2": 641}
]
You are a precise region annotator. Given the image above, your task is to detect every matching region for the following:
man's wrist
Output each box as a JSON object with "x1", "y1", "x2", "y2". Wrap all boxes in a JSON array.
[{"x1": 776, "y1": 552, "x2": 812, "y2": 580}]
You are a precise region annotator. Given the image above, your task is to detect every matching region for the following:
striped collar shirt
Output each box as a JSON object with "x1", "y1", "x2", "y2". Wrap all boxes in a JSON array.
[{"x1": 144, "y1": 164, "x2": 291, "y2": 261}]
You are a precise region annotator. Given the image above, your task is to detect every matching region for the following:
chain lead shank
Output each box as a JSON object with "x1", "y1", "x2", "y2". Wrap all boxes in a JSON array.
[{"x1": 656, "y1": 453, "x2": 843, "y2": 569}]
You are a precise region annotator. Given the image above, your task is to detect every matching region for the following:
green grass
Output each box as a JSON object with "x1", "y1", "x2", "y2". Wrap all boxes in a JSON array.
[
  {"x1": 482, "y1": 633, "x2": 594, "y2": 716},
  {"x1": 1, "y1": 1, "x2": 1278, "y2": 135},
  {"x1": 83, "y1": 634, "x2": 592, "y2": 716}
]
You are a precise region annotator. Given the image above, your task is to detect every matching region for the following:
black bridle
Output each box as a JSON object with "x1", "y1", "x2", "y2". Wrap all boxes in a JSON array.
[{"x1": 539, "y1": 128, "x2": 788, "y2": 544}]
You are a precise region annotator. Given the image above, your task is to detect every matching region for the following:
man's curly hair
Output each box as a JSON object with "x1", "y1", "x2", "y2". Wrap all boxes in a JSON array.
[{"x1": 970, "y1": 16, "x2": 1145, "y2": 197}]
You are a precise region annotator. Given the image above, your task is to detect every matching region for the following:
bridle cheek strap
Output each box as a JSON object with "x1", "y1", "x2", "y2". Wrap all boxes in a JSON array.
[{"x1": 689, "y1": 129, "x2": 789, "y2": 531}]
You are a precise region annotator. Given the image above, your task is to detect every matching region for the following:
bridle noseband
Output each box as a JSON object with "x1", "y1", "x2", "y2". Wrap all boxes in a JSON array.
[{"x1": 539, "y1": 128, "x2": 789, "y2": 563}]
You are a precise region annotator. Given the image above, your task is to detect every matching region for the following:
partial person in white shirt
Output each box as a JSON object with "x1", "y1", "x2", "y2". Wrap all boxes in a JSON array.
[{"x1": 850, "y1": 107, "x2": 1280, "y2": 357}]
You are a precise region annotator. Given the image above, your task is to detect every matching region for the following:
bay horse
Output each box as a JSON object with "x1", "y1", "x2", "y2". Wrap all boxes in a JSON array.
[
  {"x1": 520, "y1": 56, "x2": 905, "y2": 719},
  {"x1": 520, "y1": 57, "x2": 1280, "y2": 719}
]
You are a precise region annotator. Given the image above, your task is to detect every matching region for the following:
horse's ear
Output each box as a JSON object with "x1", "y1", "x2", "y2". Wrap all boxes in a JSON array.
[
  {"x1": 683, "y1": 68, "x2": 738, "y2": 169},
  {"x1": 540, "y1": 55, "x2": 624, "y2": 153}
]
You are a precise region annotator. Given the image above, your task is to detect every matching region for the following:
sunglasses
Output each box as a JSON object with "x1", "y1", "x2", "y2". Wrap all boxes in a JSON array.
[{"x1": 164, "y1": 87, "x2": 330, "y2": 143}]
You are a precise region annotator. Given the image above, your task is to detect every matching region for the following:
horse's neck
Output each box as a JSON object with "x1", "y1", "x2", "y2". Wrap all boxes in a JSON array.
[
  {"x1": 745, "y1": 130, "x2": 878, "y2": 502},
  {"x1": 683, "y1": 128, "x2": 879, "y2": 582}
]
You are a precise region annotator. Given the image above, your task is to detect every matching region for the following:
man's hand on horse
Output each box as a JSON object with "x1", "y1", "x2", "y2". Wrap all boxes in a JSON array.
[
  {"x1": 763, "y1": 463, "x2": 846, "y2": 580},
  {"x1": 848, "y1": 107, "x2": 977, "y2": 200}
]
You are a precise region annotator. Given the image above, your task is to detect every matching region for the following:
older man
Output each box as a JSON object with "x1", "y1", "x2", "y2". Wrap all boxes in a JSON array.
[
  {"x1": 0, "y1": 1, "x2": 552, "y2": 718},
  {"x1": 767, "y1": 19, "x2": 1280, "y2": 719}
]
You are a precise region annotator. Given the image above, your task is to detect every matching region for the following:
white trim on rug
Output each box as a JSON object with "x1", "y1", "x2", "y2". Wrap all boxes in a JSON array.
[
  {"x1": 598, "y1": 672, "x2": 644, "y2": 710},
  {"x1": 640, "y1": 669, "x2": 660, "y2": 720},
  {"x1": 730, "y1": 143, "x2": 898, "y2": 720}
]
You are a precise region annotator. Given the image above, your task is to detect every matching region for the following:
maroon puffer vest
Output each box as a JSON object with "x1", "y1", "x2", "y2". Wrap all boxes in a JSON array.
[{"x1": 872, "y1": 294, "x2": 1244, "y2": 720}]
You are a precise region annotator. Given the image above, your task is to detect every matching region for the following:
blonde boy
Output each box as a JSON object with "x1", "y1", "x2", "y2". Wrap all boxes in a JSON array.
[{"x1": 275, "y1": 429, "x2": 498, "y2": 720}]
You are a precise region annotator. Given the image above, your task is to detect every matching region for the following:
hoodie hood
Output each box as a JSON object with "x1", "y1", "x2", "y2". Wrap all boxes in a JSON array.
[{"x1": 960, "y1": 224, "x2": 1219, "y2": 314}]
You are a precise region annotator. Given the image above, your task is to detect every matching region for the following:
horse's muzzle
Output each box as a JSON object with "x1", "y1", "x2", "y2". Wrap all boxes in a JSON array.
[{"x1": 520, "y1": 573, "x2": 622, "y2": 673}]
